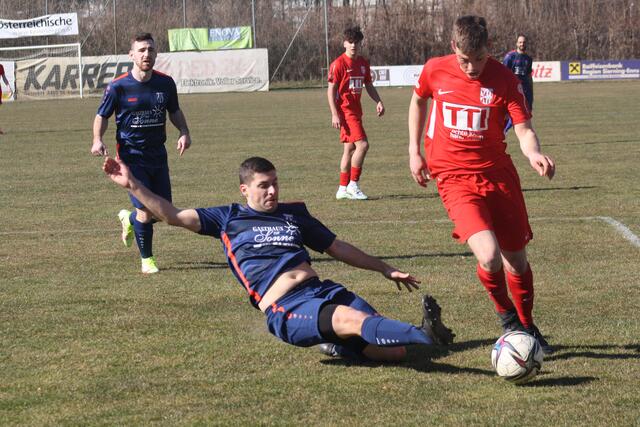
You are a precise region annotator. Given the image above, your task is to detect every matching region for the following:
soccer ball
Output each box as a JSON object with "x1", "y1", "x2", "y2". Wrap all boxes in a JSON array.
[{"x1": 491, "y1": 331, "x2": 544, "y2": 384}]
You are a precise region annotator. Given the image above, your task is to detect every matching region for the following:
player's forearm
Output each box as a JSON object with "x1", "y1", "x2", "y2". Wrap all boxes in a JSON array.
[
  {"x1": 408, "y1": 96, "x2": 427, "y2": 155},
  {"x1": 515, "y1": 122, "x2": 542, "y2": 158},
  {"x1": 93, "y1": 115, "x2": 107, "y2": 141},
  {"x1": 169, "y1": 110, "x2": 190, "y2": 135},
  {"x1": 327, "y1": 85, "x2": 340, "y2": 116},
  {"x1": 128, "y1": 177, "x2": 180, "y2": 225},
  {"x1": 327, "y1": 239, "x2": 393, "y2": 276},
  {"x1": 365, "y1": 83, "x2": 382, "y2": 104}
]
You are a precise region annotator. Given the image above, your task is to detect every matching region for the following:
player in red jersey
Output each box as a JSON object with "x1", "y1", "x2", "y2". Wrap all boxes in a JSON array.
[
  {"x1": 407, "y1": 15, "x2": 556, "y2": 353},
  {"x1": 0, "y1": 63, "x2": 13, "y2": 134},
  {"x1": 327, "y1": 25, "x2": 384, "y2": 200}
]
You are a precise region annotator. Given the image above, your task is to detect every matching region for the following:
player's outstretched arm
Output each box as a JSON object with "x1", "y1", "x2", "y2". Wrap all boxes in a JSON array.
[
  {"x1": 325, "y1": 239, "x2": 420, "y2": 292},
  {"x1": 102, "y1": 157, "x2": 201, "y2": 232},
  {"x1": 327, "y1": 82, "x2": 342, "y2": 129},
  {"x1": 408, "y1": 92, "x2": 430, "y2": 187},
  {"x1": 169, "y1": 109, "x2": 191, "y2": 156},
  {"x1": 91, "y1": 115, "x2": 109, "y2": 156},
  {"x1": 514, "y1": 121, "x2": 556, "y2": 179},
  {"x1": 364, "y1": 82, "x2": 384, "y2": 117}
]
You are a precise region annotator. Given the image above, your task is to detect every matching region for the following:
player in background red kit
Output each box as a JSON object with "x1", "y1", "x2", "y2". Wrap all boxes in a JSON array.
[
  {"x1": 407, "y1": 15, "x2": 556, "y2": 353},
  {"x1": 327, "y1": 25, "x2": 384, "y2": 200}
]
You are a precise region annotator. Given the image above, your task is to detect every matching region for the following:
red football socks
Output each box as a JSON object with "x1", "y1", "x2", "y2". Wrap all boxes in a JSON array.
[
  {"x1": 339, "y1": 172, "x2": 349, "y2": 186},
  {"x1": 350, "y1": 166, "x2": 362, "y2": 182},
  {"x1": 506, "y1": 264, "x2": 534, "y2": 329},
  {"x1": 476, "y1": 264, "x2": 516, "y2": 313}
]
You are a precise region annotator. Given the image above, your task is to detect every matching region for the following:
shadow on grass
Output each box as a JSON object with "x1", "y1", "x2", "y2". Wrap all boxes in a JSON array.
[
  {"x1": 546, "y1": 343, "x2": 640, "y2": 361},
  {"x1": 313, "y1": 252, "x2": 473, "y2": 263},
  {"x1": 367, "y1": 193, "x2": 440, "y2": 201},
  {"x1": 545, "y1": 139, "x2": 638, "y2": 146},
  {"x1": 164, "y1": 261, "x2": 229, "y2": 270},
  {"x1": 320, "y1": 338, "x2": 496, "y2": 376},
  {"x1": 522, "y1": 185, "x2": 596, "y2": 193},
  {"x1": 520, "y1": 376, "x2": 597, "y2": 387}
]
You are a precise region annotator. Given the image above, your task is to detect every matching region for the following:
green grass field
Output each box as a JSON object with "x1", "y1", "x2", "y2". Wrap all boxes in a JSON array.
[{"x1": 1, "y1": 81, "x2": 639, "y2": 425}]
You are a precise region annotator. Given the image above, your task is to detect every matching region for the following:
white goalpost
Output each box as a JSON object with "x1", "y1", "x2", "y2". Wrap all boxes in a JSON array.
[{"x1": 0, "y1": 42, "x2": 83, "y2": 100}]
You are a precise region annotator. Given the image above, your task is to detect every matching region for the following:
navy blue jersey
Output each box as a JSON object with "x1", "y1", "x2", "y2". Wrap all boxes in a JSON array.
[
  {"x1": 195, "y1": 202, "x2": 336, "y2": 309},
  {"x1": 97, "y1": 71, "x2": 179, "y2": 167},
  {"x1": 503, "y1": 51, "x2": 533, "y2": 95}
]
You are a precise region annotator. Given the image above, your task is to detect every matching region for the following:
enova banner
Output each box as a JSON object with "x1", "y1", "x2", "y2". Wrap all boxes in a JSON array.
[
  {"x1": 168, "y1": 27, "x2": 253, "y2": 52},
  {"x1": 0, "y1": 13, "x2": 79, "y2": 39},
  {"x1": 14, "y1": 49, "x2": 269, "y2": 99}
]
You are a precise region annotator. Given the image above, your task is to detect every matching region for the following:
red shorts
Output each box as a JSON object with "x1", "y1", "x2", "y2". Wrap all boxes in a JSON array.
[
  {"x1": 435, "y1": 163, "x2": 532, "y2": 251},
  {"x1": 340, "y1": 114, "x2": 367, "y2": 143}
]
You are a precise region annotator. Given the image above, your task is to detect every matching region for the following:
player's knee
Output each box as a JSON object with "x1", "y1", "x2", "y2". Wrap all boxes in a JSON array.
[
  {"x1": 357, "y1": 140, "x2": 369, "y2": 152},
  {"x1": 331, "y1": 306, "x2": 368, "y2": 337},
  {"x1": 135, "y1": 208, "x2": 153, "y2": 223},
  {"x1": 476, "y1": 248, "x2": 502, "y2": 272},
  {"x1": 504, "y1": 259, "x2": 529, "y2": 275}
]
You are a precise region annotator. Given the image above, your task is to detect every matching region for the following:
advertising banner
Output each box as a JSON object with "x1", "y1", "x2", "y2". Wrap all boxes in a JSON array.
[
  {"x1": 562, "y1": 60, "x2": 640, "y2": 80},
  {"x1": 168, "y1": 27, "x2": 253, "y2": 52},
  {"x1": 372, "y1": 62, "x2": 561, "y2": 87},
  {"x1": 0, "y1": 13, "x2": 78, "y2": 39},
  {"x1": 155, "y1": 49, "x2": 268, "y2": 93},
  {"x1": 370, "y1": 65, "x2": 423, "y2": 87},
  {"x1": 0, "y1": 61, "x2": 15, "y2": 101},
  {"x1": 531, "y1": 61, "x2": 561, "y2": 82},
  {"x1": 14, "y1": 49, "x2": 268, "y2": 99}
]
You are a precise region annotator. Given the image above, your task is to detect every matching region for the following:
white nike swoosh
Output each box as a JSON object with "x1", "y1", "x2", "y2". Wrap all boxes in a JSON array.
[
  {"x1": 438, "y1": 89, "x2": 454, "y2": 95},
  {"x1": 346, "y1": 69, "x2": 353, "y2": 72}
]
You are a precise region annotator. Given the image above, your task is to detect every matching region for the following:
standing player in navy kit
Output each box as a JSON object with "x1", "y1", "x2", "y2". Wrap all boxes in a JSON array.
[
  {"x1": 503, "y1": 34, "x2": 534, "y2": 133},
  {"x1": 102, "y1": 156, "x2": 455, "y2": 362},
  {"x1": 91, "y1": 32, "x2": 192, "y2": 274}
]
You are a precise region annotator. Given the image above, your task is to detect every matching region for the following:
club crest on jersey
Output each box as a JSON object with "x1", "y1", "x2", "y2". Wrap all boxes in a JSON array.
[
  {"x1": 155, "y1": 92, "x2": 165, "y2": 104},
  {"x1": 480, "y1": 87, "x2": 494, "y2": 105},
  {"x1": 361, "y1": 65, "x2": 366, "y2": 74}
]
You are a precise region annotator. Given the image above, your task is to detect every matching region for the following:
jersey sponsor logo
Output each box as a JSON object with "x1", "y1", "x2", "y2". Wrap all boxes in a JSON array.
[
  {"x1": 437, "y1": 89, "x2": 454, "y2": 95},
  {"x1": 348, "y1": 76, "x2": 364, "y2": 93},
  {"x1": 251, "y1": 223, "x2": 300, "y2": 248},
  {"x1": 480, "y1": 87, "x2": 494, "y2": 105},
  {"x1": 127, "y1": 97, "x2": 138, "y2": 102},
  {"x1": 441, "y1": 101, "x2": 490, "y2": 131}
]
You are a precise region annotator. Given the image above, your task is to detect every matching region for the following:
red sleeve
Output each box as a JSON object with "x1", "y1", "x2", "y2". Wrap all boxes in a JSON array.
[
  {"x1": 505, "y1": 71, "x2": 532, "y2": 124},
  {"x1": 364, "y1": 59, "x2": 372, "y2": 84},
  {"x1": 327, "y1": 59, "x2": 342, "y2": 84},
  {"x1": 414, "y1": 60, "x2": 433, "y2": 99}
]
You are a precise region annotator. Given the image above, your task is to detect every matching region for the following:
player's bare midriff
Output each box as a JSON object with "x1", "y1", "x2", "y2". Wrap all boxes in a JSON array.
[{"x1": 258, "y1": 261, "x2": 317, "y2": 312}]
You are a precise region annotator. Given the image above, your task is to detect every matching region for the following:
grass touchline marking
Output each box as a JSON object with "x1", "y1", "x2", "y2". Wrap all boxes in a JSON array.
[{"x1": 1, "y1": 217, "x2": 637, "y2": 248}]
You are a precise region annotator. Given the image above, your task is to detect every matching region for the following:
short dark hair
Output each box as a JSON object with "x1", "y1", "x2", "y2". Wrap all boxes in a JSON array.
[
  {"x1": 343, "y1": 25, "x2": 364, "y2": 43},
  {"x1": 131, "y1": 32, "x2": 154, "y2": 48},
  {"x1": 239, "y1": 157, "x2": 276, "y2": 184},
  {"x1": 517, "y1": 34, "x2": 527, "y2": 40},
  {"x1": 452, "y1": 15, "x2": 488, "y2": 53}
]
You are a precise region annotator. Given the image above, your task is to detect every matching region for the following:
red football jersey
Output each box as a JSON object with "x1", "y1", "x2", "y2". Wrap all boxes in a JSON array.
[
  {"x1": 414, "y1": 55, "x2": 531, "y2": 175},
  {"x1": 328, "y1": 53, "x2": 372, "y2": 117}
]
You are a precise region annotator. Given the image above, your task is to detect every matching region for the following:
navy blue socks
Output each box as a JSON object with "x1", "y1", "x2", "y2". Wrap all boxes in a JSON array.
[
  {"x1": 360, "y1": 316, "x2": 432, "y2": 346},
  {"x1": 130, "y1": 211, "x2": 153, "y2": 259}
]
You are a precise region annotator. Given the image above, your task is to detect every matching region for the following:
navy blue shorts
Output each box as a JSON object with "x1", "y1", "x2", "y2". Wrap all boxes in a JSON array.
[
  {"x1": 265, "y1": 278, "x2": 378, "y2": 347},
  {"x1": 127, "y1": 163, "x2": 172, "y2": 209}
]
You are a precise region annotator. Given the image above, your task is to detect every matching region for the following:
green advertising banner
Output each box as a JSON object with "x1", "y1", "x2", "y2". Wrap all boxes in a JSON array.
[{"x1": 168, "y1": 27, "x2": 252, "y2": 51}]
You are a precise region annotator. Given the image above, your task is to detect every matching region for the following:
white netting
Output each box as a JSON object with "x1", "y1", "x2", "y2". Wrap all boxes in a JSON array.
[{"x1": 0, "y1": 43, "x2": 83, "y2": 100}]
